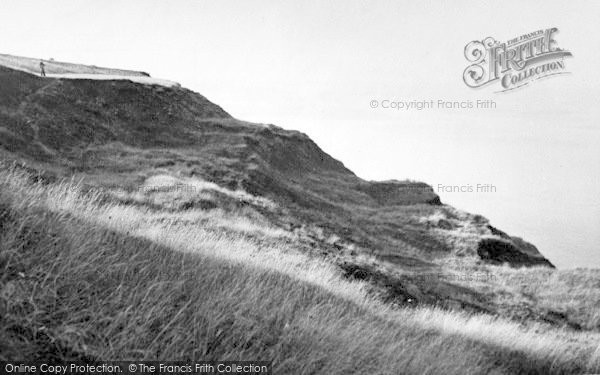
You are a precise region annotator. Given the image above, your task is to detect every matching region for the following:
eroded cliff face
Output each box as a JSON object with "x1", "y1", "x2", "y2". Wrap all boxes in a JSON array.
[
  {"x1": 358, "y1": 181, "x2": 442, "y2": 206},
  {"x1": 0, "y1": 64, "x2": 552, "y2": 267}
]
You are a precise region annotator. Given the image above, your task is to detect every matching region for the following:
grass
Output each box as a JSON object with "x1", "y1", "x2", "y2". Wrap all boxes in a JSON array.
[
  {"x1": 1, "y1": 164, "x2": 599, "y2": 374},
  {"x1": 441, "y1": 258, "x2": 600, "y2": 331},
  {"x1": 0, "y1": 53, "x2": 148, "y2": 77}
]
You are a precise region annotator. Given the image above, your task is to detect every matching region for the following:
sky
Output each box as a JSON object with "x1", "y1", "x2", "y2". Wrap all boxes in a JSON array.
[{"x1": 1, "y1": 0, "x2": 599, "y2": 268}]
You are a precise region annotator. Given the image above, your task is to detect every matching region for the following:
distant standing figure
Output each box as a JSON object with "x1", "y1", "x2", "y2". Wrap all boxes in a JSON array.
[{"x1": 39, "y1": 61, "x2": 46, "y2": 77}]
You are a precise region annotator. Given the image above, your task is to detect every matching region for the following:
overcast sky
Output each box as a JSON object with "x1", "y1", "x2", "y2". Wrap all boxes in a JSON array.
[{"x1": 1, "y1": 0, "x2": 599, "y2": 268}]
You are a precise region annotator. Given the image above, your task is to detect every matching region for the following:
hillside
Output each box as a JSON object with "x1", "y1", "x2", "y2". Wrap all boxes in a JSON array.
[
  {"x1": 1, "y1": 57, "x2": 598, "y2": 373},
  {"x1": 0, "y1": 63, "x2": 551, "y2": 265},
  {"x1": 2, "y1": 165, "x2": 598, "y2": 374}
]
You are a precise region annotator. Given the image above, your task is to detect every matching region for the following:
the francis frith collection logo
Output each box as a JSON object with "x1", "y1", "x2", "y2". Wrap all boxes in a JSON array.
[{"x1": 463, "y1": 28, "x2": 572, "y2": 92}]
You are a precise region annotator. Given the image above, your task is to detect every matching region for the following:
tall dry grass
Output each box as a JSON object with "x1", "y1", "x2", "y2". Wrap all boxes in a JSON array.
[
  {"x1": 1, "y1": 165, "x2": 599, "y2": 374},
  {"x1": 441, "y1": 257, "x2": 600, "y2": 331}
]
